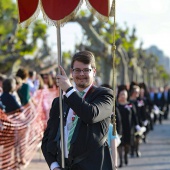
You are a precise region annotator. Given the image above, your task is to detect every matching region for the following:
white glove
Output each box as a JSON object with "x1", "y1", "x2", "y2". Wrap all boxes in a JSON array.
[
  {"x1": 143, "y1": 120, "x2": 148, "y2": 126},
  {"x1": 153, "y1": 105, "x2": 160, "y2": 115},
  {"x1": 135, "y1": 125, "x2": 141, "y2": 132}
]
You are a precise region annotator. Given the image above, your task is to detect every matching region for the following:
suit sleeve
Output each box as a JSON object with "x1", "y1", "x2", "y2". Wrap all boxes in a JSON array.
[
  {"x1": 115, "y1": 107, "x2": 122, "y2": 136},
  {"x1": 41, "y1": 98, "x2": 60, "y2": 168},
  {"x1": 131, "y1": 104, "x2": 139, "y2": 126},
  {"x1": 65, "y1": 87, "x2": 113, "y2": 124}
]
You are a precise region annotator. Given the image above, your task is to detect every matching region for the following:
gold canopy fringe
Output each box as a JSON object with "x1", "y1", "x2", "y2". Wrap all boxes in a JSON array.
[
  {"x1": 85, "y1": 0, "x2": 109, "y2": 22},
  {"x1": 17, "y1": 0, "x2": 41, "y2": 28},
  {"x1": 40, "y1": 0, "x2": 84, "y2": 27},
  {"x1": 17, "y1": 0, "x2": 114, "y2": 27}
]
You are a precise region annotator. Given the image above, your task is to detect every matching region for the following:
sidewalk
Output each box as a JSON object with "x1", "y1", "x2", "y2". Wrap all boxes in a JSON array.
[
  {"x1": 121, "y1": 119, "x2": 170, "y2": 170},
  {"x1": 24, "y1": 149, "x2": 48, "y2": 170},
  {"x1": 24, "y1": 119, "x2": 170, "y2": 170}
]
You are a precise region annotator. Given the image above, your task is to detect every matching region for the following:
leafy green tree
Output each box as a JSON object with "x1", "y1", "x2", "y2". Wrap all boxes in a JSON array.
[
  {"x1": 0, "y1": 0, "x2": 51, "y2": 75},
  {"x1": 72, "y1": 11, "x2": 170, "y2": 87},
  {"x1": 72, "y1": 12, "x2": 139, "y2": 85}
]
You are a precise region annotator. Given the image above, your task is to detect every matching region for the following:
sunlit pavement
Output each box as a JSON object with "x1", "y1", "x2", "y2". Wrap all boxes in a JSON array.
[
  {"x1": 24, "y1": 149, "x2": 48, "y2": 170},
  {"x1": 25, "y1": 119, "x2": 170, "y2": 170},
  {"x1": 121, "y1": 119, "x2": 170, "y2": 170}
]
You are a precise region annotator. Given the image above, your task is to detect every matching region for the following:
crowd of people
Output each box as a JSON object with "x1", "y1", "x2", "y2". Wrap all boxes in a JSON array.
[
  {"x1": 99, "y1": 81, "x2": 170, "y2": 168},
  {"x1": 0, "y1": 51, "x2": 170, "y2": 170},
  {"x1": 0, "y1": 67, "x2": 60, "y2": 169},
  {"x1": 0, "y1": 68, "x2": 58, "y2": 115},
  {"x1": 114, "y1": 81, "x2": 170, "y2": 168}
]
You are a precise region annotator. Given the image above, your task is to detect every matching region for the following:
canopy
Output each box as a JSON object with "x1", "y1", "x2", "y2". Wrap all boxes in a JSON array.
[
  {"x1": 16, "y1": 0, "x2": 116, "y2": 168},
  {"x1": 17, "y1": 0, "x2": 114, "y2": 27}
]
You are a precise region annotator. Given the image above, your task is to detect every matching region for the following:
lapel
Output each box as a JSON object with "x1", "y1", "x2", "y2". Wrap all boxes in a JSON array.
[
  {"x1": 54, "y1": 98, "x2": 69, "y2": 142},
  {"x1": 54, "y1": 85, "x2": 97, "y2": 148},
  {"x1": 70, "y1": 85, "x2": 97, "y2": 145}
]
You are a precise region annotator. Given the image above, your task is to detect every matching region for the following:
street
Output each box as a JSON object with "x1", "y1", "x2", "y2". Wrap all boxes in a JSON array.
[
  {"x1": 122, "y1": 119, "x2": 170, "y2": 170},
  {"x1": 25, "y1": 119, "x2": 170, "y2": 170}
]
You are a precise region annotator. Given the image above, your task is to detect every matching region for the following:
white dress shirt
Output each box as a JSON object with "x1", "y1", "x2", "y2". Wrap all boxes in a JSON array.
[{"x1": 50, "y1": 85, "x2": 92, "y2": 170}]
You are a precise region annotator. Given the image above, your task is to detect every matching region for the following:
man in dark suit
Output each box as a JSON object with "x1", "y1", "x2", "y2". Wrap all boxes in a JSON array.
[
  {"x1": 41, "y1": 51, "x2": 114, "y2": 170},
  {"x1": 154, "y1": 87, "x2": 164, "y2": 124},
  {"x1": 162, "y1": 85, "x2": 170, "y2": 119}
]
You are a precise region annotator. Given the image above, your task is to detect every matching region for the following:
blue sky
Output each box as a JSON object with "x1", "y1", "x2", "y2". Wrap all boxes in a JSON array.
[{"x1": 45, "y1": 0, "x2": 170, "y2": 57}]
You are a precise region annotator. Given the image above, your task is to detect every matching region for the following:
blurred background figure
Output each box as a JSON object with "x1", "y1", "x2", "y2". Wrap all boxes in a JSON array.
[
  {"x1": 116, "y1": 86, "x2": 140, "y2": 167},
  {"x1": 162, "y1": 85, "x2": 170, "y2": 120},
  {"x1": 138, "y1": 84, "x2": 151, "y2": 143},
  {"x1": 14, "y1": 76, "x2": 22, "y2": 106},
  {"x1": 0, "y1": 74, "x2": 6, "y2": 111},
  {"x1": 40, "y1": 73, "x2": 54, "y2": 89},
  {"x1": 0, "y1": 78, "x2": 22, "y2": 114},
  {"x1": 129, "y1": 85, "x2": 147, "y2": 158},
  {"x1": 50, "y1": 70, "x2": 58, "y2": 89},
  {"x1": 27, "y1": 70, "x2": 40, "y2": 96},
  {"x1": 154, "y1": 87, "x2": 164, "y2": 124},
  {"x1": 0, "y1": 74, "x2": 6, "y2": 96},
  {"x1": 16, "y1": 67, "x2": 31, "y2": 106}
]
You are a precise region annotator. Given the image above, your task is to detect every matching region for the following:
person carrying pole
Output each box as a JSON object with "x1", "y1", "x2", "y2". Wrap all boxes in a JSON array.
[{"x1": 41, "y1": 51, "x2": 115, "y2": 170}]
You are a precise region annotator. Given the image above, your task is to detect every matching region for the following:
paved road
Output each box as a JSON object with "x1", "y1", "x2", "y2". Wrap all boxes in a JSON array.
[
  {"x1": 122, "y1": 119, "x2": 170, "y2": 170},
  {"x1": 24, "y1": 119, "x2": 170, "y2": 170}
]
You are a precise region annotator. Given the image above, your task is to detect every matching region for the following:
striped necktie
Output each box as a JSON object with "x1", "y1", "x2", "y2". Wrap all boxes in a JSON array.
[{"x1": 67, "y1": 91, "x2": 85, "y2": 151}]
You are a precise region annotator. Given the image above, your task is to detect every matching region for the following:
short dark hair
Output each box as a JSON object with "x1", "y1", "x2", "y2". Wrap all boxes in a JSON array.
[
  {"x1": 129, "y1": 85, "x2": 140, "y2": 96},
  {"x1": 29, "y1": 70, "x2": 36, "y2": 78},
  {"x1": 117, "y1": 85, "x2": 128, "y2": 98},
  {"x1": 3, "y1": 78, "x2": 15, "y2": 93},
  {"x1": 16, "y1": 67, "x2": 28, "y2": 80},
  {"x1": 71, "y1": 51, "x2": 96, "y2": 69}
]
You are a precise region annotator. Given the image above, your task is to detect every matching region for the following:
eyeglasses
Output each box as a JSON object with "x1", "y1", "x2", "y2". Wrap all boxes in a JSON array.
[{"x1": 72, "y1": 68, "x2": 92, "y2": 74}]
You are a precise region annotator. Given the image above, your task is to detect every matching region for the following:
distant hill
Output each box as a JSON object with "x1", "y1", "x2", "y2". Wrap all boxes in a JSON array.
[{"x1": 146, "y1": 45, "x2": 170, "y2": 73}]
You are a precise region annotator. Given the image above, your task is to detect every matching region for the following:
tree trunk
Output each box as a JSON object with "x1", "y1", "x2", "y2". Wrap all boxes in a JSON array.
[
  {"x1": 100, "y1": 57, "x2": 113, "y2": 85},
  {"x1": 116, "y1": 47, "x2": 129, "y2": 85}
]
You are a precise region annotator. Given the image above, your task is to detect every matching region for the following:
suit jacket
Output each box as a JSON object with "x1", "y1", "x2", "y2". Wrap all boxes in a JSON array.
[
  {"x1": 154, "y1": 92, "x2": 164, "y2": 109},
  {"x1": 162, "y1": 90, "x2": 170, "y2": 105},
  {"x1": 0, "y1": 92, "x2": 21, "y2": 113},
  {"x1": 41, "y1": 85, "x2": 114, "y2": 170}
]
